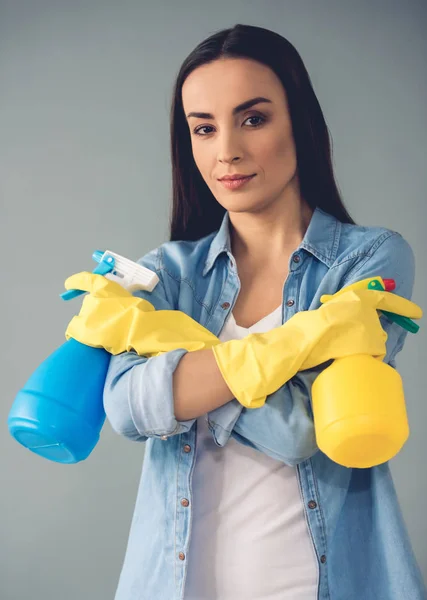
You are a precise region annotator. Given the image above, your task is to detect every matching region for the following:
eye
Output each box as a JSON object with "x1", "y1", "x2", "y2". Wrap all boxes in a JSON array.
[
  {"x1": 243, "y1": 115, "x2": 266, "y2": 127},
  {"x1": 193, "y1": 125, "x2": 215, "y2": 136}
]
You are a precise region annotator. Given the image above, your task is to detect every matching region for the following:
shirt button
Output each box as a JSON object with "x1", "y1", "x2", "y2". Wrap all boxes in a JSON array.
[
  {"x1": 308, "y1": 500, "x2": 317, "y2": 509},
  {"x1": 320, "y1": 555, "x2": 327, "y2": 564},
  {"x1": 178, "y1": 552, "x2": 186, "y2": 561},
  {"x1": 183, "y1": 444, "x2": 192, "y2": 453},
  {"x1": 286, "y1": 299, "x2": 295, "y2": 307},
  {"x1": 221, "y1": 302, "x2": 230, "y2": 309},
  {"x1": 293, "y1": 254, "x2": 301, "y2": 263},
  {"x1": 160, "y1": 435, "x2": 168, "y2": 440},
  {"x1": 181, "y1": 498, "x2": 190, "y2": 507}
]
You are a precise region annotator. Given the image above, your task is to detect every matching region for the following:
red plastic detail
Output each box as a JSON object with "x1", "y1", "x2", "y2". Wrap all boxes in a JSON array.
[{"x1": 383, "y1": 278, "x2": 396, "y2": 291}]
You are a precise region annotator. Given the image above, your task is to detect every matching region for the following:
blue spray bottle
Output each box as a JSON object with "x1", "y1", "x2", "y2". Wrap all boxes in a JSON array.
[{"x1": 7, "y1": 251, "x2": 159, "y2": 464}]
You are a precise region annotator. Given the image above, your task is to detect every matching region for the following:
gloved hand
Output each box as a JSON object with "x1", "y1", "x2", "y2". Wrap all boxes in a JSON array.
[
  {"x1": 64, "y1": 272, "x2": 219, "y2": 355},
  {"x1": 211, "y1": 286, "x2": 422, "y2": 408}
]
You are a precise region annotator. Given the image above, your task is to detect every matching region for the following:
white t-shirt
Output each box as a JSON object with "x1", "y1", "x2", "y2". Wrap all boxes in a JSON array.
[{"x1": 183, "y1": 306, "x2": 319, "y2": 600}]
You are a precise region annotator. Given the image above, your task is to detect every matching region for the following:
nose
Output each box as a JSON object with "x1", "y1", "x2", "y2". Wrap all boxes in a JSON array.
[
  {"x1": 219, "y1": 155, "x2": 240, "y2": 165},
  {"x1": 217, "y1": 131, "x2": 242, "y2": 165}
]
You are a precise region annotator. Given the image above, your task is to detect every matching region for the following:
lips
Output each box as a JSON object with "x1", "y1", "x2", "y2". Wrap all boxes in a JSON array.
[
  {"x1": 219, "y1": 174, "x2": 256, "y2": 190},
  {"x1": 219, "y1": 174, "x2": 255, "y2": 181}
]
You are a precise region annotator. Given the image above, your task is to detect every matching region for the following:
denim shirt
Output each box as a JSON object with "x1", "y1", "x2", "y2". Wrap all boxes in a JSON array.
[{"x1": 104, "y1": 207, "x2": 427, "y2": 600}]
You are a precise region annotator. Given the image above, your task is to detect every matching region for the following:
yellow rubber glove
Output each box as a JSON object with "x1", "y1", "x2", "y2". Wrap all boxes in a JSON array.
[
  {"x1": 64, "y1": 272, "x2": 219, "y2": 355},
  {"x1": 211, "y1": 287, "x2": 422, "y2": 408}
]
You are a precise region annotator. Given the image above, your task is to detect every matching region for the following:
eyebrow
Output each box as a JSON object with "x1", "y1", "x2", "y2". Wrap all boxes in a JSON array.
[{"x1": 186, "y1": 96, "x2": 272, "y2": 120}]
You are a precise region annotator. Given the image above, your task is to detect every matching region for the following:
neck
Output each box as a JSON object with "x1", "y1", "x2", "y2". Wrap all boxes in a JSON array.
[{"x1": 229, "y1": 197, "x2": 313, "y2": 269}]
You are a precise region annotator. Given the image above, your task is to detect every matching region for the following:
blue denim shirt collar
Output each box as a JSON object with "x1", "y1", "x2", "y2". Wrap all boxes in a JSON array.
[{"x1": 203, "y1": 206, "x2": 342, "y2": 276}]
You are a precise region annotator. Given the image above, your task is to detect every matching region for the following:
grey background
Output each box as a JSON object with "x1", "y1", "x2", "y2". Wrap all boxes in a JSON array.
[{"x1": 1, "y1": 1, "x2": 426, "y2": 598}]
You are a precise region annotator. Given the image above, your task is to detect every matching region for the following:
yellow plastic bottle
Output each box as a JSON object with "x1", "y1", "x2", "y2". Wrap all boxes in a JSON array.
[
  {"x1": 311, "y1": 277, "x2": 414, "y2": 469},
  {"x1": 311, "y1": 354, "x2": 409, "y2": 468}
]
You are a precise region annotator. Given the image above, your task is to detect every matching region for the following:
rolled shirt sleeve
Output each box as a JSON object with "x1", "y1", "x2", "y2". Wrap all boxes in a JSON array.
[{"x1": 103, "y1": 247, "x2": 196, "y2": 442}]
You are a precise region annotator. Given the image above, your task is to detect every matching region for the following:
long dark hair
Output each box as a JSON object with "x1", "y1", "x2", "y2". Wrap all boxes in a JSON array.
[{"x1": 169, "y1": 24, "x2": 355, "y2": 242}]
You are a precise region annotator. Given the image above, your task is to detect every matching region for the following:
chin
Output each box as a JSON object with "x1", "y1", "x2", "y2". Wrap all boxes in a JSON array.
[{"x1": 220, "y1": 194, "x2": 269, "y2": 213}]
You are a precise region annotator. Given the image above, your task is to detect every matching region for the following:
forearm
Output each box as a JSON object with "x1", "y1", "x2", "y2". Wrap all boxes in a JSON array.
[
  {"x1": 173, "y1": 348, "x2": 235, "y2": 420},
  {"x1": 208, "y1": 367, "x2": 321, "y2": 465}
]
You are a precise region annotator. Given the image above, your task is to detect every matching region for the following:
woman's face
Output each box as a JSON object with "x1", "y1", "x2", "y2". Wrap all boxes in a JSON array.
[{"x1": 182, "y1": 57, "x2": 300, "y2": 214}]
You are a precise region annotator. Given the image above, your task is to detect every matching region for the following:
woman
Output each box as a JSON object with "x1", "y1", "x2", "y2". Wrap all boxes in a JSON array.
[{"x1": 73, "y1": 24, "x2": 426, "y2": 599}]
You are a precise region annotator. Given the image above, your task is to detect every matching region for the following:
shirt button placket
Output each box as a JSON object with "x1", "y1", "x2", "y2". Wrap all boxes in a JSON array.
[
  {"x1": 284, "y1": 253, "x2": 301, "y2": 314},
  {"x1": 177, "y1": 433, "x2": 194, "y2": 571},
  {"x1": 218, "y1": 260, "x2": 240, "y2": 331}
]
